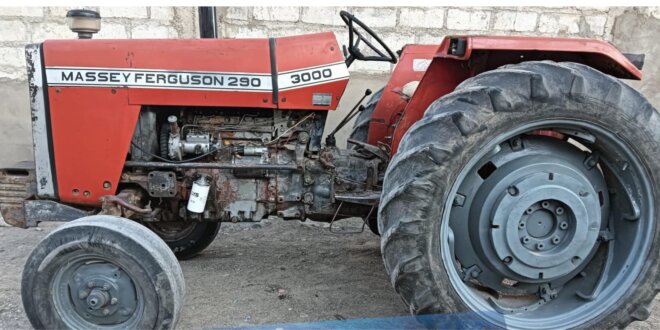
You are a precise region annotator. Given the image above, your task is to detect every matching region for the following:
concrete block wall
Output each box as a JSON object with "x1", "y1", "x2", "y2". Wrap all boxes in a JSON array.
[
  {"x1": 0, "y1": 7, "x2": 196, "y2": 80},
  {"x1": 0, "y1": 7, "x2": 658, "y2": 167},
  {"x1": 215, "y1": 7, "x2": 630, "y2": 74}
]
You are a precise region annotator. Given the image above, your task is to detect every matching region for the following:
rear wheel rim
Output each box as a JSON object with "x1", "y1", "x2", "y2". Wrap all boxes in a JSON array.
[{"x1": 440, "y1": 120, "x2": 654, "y2": 329}]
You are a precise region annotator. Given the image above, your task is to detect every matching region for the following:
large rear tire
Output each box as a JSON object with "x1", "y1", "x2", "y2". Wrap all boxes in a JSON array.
[
  {"x1": 379, "y1": 61, "x2": 660, "y2": 328},
  {"x1": 22, "y1": 215, "x2": 185, "y2": 329},
  {"x1": 145, "y1": 221, "x2": 220, "y2": 260},
  {"x1": 348, "y1": 87, "x2": 384, "y2": 149}
]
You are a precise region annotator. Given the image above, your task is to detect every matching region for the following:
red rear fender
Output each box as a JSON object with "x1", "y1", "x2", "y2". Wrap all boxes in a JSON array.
[{"x1": 369, "y1": 36, "x2": 643, "y2": 155}]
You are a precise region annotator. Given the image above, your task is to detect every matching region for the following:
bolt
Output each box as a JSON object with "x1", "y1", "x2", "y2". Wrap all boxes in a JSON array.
[
  {"x1": 453, "y1": 194, "x2": 466, "y2": 207},
  {"x1": 541, "y1": 201, "x2": 550, "y2": 208},
  {"x1": 555, "y1": 207, "x2": 564, "y2": 215},
  {"x1": 579, "y1": 191, "x2": 589, "y2": 197},
  {"x1": 110, "y1": 297, "x2": 118, "y2": 305},
  {"x1": 551, "y1": 236, "x2": 561, "y2": 245},
  {"x1": 102, "y1": 308, "x2": 110, "y2": 316},
  {"x1": 78, "y1": 289, "x2": 89, "y2": 299},
  {"x1": 87, "y1": 281, "x2": 95, "y2": 288},
  {"x1": 521, "y1": 236, "x2": 531, "y2": 244},
  {"x1": 103, "y1": 181, "x2": 111, "y2": 189},
  {"x1": 518, "y1": 222, "x2": 526, "y2": 229},
  {"x1": 470, "y1": 270, "x2": 479, "y2": 278},
  {"x1": 536, "y1": 243, "x2": 545, "y2": 250},
  {"x1": 559, "y1": 221, "x2": 569, "y2": 230},
  {"x1": 507, "y1": 186, "x2": 519, "y2": 196},
  {"x1": 525, "y1": 208, "x2": 534, "y2": 215},
  {"x1": 503, "y1": 256, "x2": 513, "y2": 264},
  {"x1": 101, "y1": 284, "x2": 110, "y2": 291},
  {"x1": 621, "y1": 161, "x2": 629, "y2": 171}
]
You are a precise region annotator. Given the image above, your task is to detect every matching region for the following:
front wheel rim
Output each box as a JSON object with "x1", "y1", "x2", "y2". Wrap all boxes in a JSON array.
[
  {"x1": 51, "y1": 254, "x2": 144, "y2": 329},
  {"x1": 440, "y1": 120, "x2": 654, "y2": 329}
]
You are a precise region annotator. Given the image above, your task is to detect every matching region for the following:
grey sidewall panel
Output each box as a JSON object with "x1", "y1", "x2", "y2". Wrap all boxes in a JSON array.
[{"x1": 26, "y1": 44, "x2": 55, "y2": 198}]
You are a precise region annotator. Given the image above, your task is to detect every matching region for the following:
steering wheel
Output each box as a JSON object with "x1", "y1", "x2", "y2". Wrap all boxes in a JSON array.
[{"x1": 340, "y1": 10, "x2": 398, "y2": 67}]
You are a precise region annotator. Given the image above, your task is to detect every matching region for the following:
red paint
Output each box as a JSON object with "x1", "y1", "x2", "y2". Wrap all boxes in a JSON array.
[
  {"x1": 276, "y1": 32, "x2": 348, "y2": 110},
  {"x1": 43, "y1": 33, "x2": 348, "y2": 110},
  {"x1": 367, "y1": 45, "x2": 437, "y2": 146},
  {"x1": 48, "y1": 87, "x2": 140, "y2": 205},
  {"x1": 41, "y1": 33, "x2": 642, "y2": 204},
  {"x1": 42, "y1": 33, "x2": 349, "y2": 205},
  {"x1": 387, "y1": 36, "x2": 642, "y2": 155}
]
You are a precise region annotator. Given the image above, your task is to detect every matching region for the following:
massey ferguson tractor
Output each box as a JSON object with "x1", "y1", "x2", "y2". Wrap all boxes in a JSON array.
[{"x1": 1, "y1": 7, "x2": 658, "y2": 329}]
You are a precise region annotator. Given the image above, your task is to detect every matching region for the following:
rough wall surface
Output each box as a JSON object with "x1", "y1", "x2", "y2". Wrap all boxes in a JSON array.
[{"x1": 0, "y1": 7, "x2": 658, "y2": 166}]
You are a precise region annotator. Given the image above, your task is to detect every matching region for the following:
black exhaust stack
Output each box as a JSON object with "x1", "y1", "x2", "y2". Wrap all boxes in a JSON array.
[{"x1": 198, "y1": 7, "x2": 218, "y2": 38}]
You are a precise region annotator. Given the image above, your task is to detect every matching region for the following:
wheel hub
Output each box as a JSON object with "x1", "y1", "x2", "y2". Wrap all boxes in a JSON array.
[
  {"x1": 67, "y1": 262, "x2": 138, "y2": 324},
  {"x1": 451, "y1": 136, "x2": 609, "y2": 288},
  {"x1": 489, "y1": 169, "x2": 601, "y2": 280}
]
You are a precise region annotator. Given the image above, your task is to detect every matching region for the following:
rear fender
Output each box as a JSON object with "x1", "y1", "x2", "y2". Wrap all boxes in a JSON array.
[{"x1": 378, "y1": 36, "x2": 643, "y2": 155}]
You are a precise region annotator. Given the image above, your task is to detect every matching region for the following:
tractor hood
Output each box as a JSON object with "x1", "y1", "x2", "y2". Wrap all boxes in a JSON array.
[{"x1": 39, "y1": 32, "x2": 349, "y2": 110}]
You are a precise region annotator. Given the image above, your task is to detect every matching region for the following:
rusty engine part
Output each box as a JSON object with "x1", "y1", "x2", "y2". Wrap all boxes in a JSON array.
[{"x1": 117, "y1": 107, "x2": 383, "y2": 225}]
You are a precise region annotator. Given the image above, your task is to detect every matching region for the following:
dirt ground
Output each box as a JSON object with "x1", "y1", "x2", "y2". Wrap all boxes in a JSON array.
[{"x1": 1, "y1": 216, "x2": 659, "y2": 329}]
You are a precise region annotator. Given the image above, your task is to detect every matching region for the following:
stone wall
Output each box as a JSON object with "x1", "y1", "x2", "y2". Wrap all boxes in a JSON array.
[{"x1": 0, "y1": 7, "x2": 658, "y2": 166}]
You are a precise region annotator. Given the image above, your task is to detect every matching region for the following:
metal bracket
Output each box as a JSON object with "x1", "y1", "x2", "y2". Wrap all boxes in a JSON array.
[{"x1": 24, "y1": 200, "x2": 89, "y2": 227}]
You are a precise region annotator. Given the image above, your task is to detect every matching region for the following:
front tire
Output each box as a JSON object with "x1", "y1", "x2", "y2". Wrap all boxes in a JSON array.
[
  {"x1": 379, "y1": 61, "x2": 660, "y2": 328},
  {"x1": 22, "y1": 215, "x2": 185, "y2": 329}
]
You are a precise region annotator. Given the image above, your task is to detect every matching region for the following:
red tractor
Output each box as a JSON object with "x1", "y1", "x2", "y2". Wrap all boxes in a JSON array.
[{"x1": 2, "y1": 8, "x2": 658, "y2": 329}]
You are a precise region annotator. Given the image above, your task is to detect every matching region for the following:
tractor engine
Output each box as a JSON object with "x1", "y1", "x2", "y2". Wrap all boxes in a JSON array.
[{"x1": 121, "y1": 107, "x2": 382, "y2": 224}]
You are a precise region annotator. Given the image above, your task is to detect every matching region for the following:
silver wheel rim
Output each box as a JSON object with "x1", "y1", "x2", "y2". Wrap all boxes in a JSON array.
[
  {"x1": 440, "y1": 120, "x2": 654, "y2": 329},
  {"x1": 51, "y1": 254, "x2": 144, "y2": 329}
]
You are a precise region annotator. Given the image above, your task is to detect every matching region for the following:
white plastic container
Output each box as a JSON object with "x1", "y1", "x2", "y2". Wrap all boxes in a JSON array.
[{"x1": 187, "y1": 175, "x2": 211, "y2": 213}]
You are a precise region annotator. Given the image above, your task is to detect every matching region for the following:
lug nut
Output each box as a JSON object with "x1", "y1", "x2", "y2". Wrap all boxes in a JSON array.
[
  {"x1": 536, "y1": 243, "x2": 545, "y2": 250},
  {"x1": 78, "y1": 289, "x2": 89, "y2": 299},
  {"x1": 555, "y1": 207, "x2": 564, "y2": 215},
  {"x1": 101, "y1": 284, "x2": 110, "y2": 291},
  {"x1": 507, "y1": 186, "x2": 519, "y2": 196},
  {"x1": 541, "y1": 201, "x2": 550, "y2": 208},
  {"x1": 551, "y1": 236, "x2": 561, "y2": 244},
  {"x1": 521, "y1": 236, "x2": 531, "y2": 244},
  {"x1": 503, "y1": 256, "x2": 513, "y2": 264},
  {"x1": 110, "y1": 297, "x2": 118, "y2": 305},
  {"x1": 102, "y1": 308, "x2": 110, "y2": 316},
  {"x1": 559, "y1": 221, "x2": 569, "y2": 230},
  {"x1": 87, "y1": 281, "x2": 95, "y2": 288},
  {"x1": 518, "y1": 222, "x2": 526, "y2": 229}
]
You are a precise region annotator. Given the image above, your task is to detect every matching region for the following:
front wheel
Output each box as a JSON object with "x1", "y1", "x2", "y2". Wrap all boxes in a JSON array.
[
  {"x1": 379, "y1": 61, "x2": 660, "y2": 328},
  {"x1": 22, "y1": 215, "x2": 185, "y2": 329}
]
